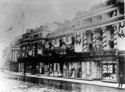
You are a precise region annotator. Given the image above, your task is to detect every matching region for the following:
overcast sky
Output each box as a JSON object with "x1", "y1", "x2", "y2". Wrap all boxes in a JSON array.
[{"x1": 0, "y1": 0, "x2": 105, "y2": 61}]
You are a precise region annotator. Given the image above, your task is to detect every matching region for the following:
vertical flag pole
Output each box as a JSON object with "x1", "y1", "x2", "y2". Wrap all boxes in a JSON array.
[
  {"x1": 22, "y1": 12, "x2": 24, "y2": 35},
  {"x1": 124, "y1": 0, "x2": 125, "y2": 20}
]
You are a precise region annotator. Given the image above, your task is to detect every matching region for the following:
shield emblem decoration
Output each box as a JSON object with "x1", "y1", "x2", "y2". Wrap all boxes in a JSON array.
[
  {"x1": 63, "y1": 35, "x2": 72, "y2": 45},
  {"x1": 52, "y1": 38, "x2": 60, "y2": 48}
]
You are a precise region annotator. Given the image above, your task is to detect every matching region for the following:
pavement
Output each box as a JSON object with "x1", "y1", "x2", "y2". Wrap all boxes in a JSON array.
[{"x1": 4, "y1": 71, "x2": 125, "y2": 89}]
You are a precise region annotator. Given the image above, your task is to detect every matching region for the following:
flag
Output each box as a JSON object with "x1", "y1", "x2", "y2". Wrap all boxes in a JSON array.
[
  {"x1": 18, "y1": 12, "x2": 24, "y2": 25},
  {"x1": 6, "y1": 26, "x2": 13, "y2": 32}
]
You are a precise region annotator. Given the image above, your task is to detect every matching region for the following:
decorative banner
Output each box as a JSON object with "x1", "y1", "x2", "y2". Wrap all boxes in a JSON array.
[
  {"x1": 63, "y1": 35, "x2": 72, "y2": 45},
  {"x1": 44, "y1": 41, "x2": 50, "y2": 49},
  {"x1": 118, "y1": 21, "x2": 125, "y2": 38},
  {"x1": 52, "y1": 38, "x2": 60, "y2": 48},
  {"x1": 75, "y1": 32, "x2": 81, "y2": 45},
  {"x1": 38, "y1": 41, "x2": 43, "y2": 49},
  {"x1": 117, "y1": 21, "x2": 125, "y2": 50},
  {"x1": 75, "y1": 32, "x2": 83, "y2": 52}
]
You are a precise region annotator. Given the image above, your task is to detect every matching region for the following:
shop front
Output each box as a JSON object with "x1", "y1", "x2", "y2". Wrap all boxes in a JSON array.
[
  {"x1": 82, "y1": 61, "x2": 102, "y2": 80},
  {"x1": 102, "y1": 60, "x2": 117, "y2": 82}
]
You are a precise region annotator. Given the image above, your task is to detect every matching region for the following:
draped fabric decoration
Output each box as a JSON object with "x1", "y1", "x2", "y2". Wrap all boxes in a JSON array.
[
  {"x1": 28, "y1": 43, "x2": 33, "y2": 56},
  {"x1": 25, "y1": 46, "x2": 28, "y2": 57},
  {"x1": 113, "y1": 24, "x2": 118, "y2": 49},
  {"x1": 60, "y1": 44, "x2": 66, "y2": 54},
  {"x1": 38, "y1": 41, "x2": 43, "y2": 49},
  {"x1": 22, "y1": 46, "x2": 25, "y2": 57},
  {"x1": 32, "y1": 43, "x2": 35, "y2": 56},
  {"x1": 38, "y1": 41, "x2": 43, "y2": 54},
  {"x1": 83, "y1": 32, "x2": 87, "y2": 52},
  {"x1": 26, "y1": 45, "x2": 29, "y2": 57},
  {"x1": 44, "y1": 41, "x2": 50, "y2": 49},
  {"x1": 75, "y1": 32, "x2": 83, "y2": 52},
  {"x1": 118, "y1": 21, "x2": 125, "y2": 38},
  {"x1": 102, "y1": 27, "x2": 107, "y2": 50},
  {"x1": 117, "y1": 21, "x2": 125, "y2": 50},
  {"x1": 92, "y1": 31, "x2": 96, "y2": 50}
]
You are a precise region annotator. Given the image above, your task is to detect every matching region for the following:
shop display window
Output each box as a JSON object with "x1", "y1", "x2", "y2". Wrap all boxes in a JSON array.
[{"x1": 103, "y1": 61, "x2": 117, "y2": 81}]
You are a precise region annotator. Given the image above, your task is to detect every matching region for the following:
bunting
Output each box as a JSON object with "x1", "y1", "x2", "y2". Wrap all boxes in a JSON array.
[{"x1": 118, "y1": 21, "x2": 125, "y2": 38}]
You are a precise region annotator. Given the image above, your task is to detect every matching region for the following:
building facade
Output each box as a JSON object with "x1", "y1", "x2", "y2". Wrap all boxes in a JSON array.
[{"x1": 18, "y1": 1, "x2": 125, "y2": 83}]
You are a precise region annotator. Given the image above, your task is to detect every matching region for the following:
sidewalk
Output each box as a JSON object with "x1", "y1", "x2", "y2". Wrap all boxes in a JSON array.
[{"x1": 5, "y1": 71, "x2": 125, "y2": 89}]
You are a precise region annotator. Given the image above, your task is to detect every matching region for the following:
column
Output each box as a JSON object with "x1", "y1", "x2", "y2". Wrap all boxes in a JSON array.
[
  {"x1": 102, "y1": 27, "x2": 107, "y2": 50},
  {"x1": 92, "y1": 30, "x2": 96, "y2": 50},
  {"x1": 12, "y1": 50, "x2": 14, "y2": 61},
  {"x1": 83, "y1": 32, "x2": 87, "y2": 52},
  {"x1": 113, "y1": 23, "x2": 118, "y2": 49}
]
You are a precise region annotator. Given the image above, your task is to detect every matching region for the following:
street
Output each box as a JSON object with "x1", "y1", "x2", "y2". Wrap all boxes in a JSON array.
[{"x1": 0, "y1": 72, "x2": 124, "y2": 92}]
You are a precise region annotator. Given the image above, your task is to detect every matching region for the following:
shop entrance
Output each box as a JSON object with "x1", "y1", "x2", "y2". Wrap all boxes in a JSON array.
[{"x1": 118, "y1": 58, "x2": 125, "y2": 83}]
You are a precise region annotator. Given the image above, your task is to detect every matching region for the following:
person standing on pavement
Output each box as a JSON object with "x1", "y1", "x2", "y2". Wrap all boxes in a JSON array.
[{"x1": 118, "y1": 72, "x2": 123, "y2": 88}]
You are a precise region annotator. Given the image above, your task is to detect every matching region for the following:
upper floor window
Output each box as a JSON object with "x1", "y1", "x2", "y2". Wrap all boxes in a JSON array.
[
  {"x1": 82, "y1": 19, "x2": 85, "y2": 25},
  {"x1": 110, "y1": 10, "x2": 117, "y2": 18},
  {"x1": 33, "y1": 34, "x2": 39, "y2": 39},
  {"x1": 39, "y1": 33, "x2": 42, "y2": 37},
  {"x1": 76, "y1": 20, "x2": 81, "y2": 26}
]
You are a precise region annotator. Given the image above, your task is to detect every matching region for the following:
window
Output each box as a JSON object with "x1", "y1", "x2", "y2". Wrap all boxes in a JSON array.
[
  {"x1": 103, "y1": 61, "x2": 117, "y2": 81},
  {"x1": 76, "y1": 20, "x2": 81, "y2": 26},
  {"x1": 82, "y1": 19, "x2": 85, "y2": 25},
  {"x1": 109, "y1": 40, "x2": 114, "y2": 49}
]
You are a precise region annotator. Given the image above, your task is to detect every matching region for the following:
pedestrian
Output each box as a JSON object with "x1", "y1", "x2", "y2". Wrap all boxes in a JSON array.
[{"x1": 118, "y1": 72, "x2": 123, "y2": 88}]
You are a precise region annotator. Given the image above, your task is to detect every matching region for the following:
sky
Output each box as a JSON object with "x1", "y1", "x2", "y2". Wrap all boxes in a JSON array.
[{"x1": 0, "y1": 0, "x2": 105, "y2": 62}]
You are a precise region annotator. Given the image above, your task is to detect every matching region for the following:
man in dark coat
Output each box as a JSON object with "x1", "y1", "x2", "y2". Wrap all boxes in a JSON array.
[{"x1": 118, "y1": 72, "x2": 123, "y2": 88}]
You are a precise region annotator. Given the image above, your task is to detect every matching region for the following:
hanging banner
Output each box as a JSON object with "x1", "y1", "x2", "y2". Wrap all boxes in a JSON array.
[
  {"x1": 95, "y1": 30, "x2": 103, "y2": 50},
  {"x1": 75, "y1": 31, "x2": 83, "y2": 52},
  {"x1": 117, "y1": 21, "x2": 125, "y2": 50},
  {"x1": 38, "y1": 41, "x2": 43, "y2": 49}
]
